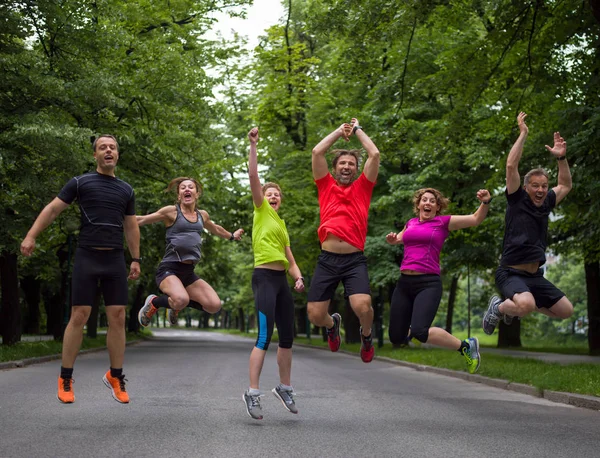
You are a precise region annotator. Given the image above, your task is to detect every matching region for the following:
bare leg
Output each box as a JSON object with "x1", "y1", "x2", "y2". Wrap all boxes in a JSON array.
[
  {"x1": 61, "y1": 306, "x2": 92, "y2": 367},
  {"x1": 249, "y1": 347, "x2": 267, "y2": 390},
  {"x1": 105, "y1": 306, "x2": 127, "y2": 369},
  {"x1": 348, "y1": 293, "x2": 374, "y2": 336},
  {"x1": 307, "y1": 300, "x2": 334, "y2": 328},
  {"x1": 186, "y1": 279, "x2": 221, "y2": 314},
  {"x1": 277, "y1": 347, "x2": 292, "y2": 386},
  {"x1": 427, "y1": 327, "x2": 461, "y2": 350}
]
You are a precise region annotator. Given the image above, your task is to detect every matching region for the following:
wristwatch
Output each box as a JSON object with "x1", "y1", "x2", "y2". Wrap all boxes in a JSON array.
[
  {"x1": 229, "y1": 232, "x2": 235, "y2": 241},
  {"x1": 352, "y1": 125, "x2": 363, "y2": 134},
  {"x1": 131, "y1": 258, "x2": 142, "y2": 263},
  {"x1": 557, "y1": 156, "x2": 567, "y2": 161}
]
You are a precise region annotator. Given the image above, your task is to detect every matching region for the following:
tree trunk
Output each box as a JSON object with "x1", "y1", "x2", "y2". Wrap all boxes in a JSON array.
[
  {"x1": 87, "y1": 287, "x2": 101, "y2": 338},
  {"x1": 0, "y1": 251, "x2": 21, "y2": 345},
  {"x1": 498, "y1": 318, "x2": 522, "y2": 348},
  {"x1": 42, "y1": 289, "x2": 63, "y2": 340},
  {"x1": 343, "y1": 295, "x2": 361, "y2": 344},
  {"x1": 445, "y1": 275, "x2": 459, "y2": 334},
  {"x1": 238, "y1": 307, "x2": 245, "y2": 332},
  {"x1": 584, "y1": 260, "x2": 600, "y2": 355},
  {"x1": 21, "y1": 275, "x2": 41, "y2": 334},
  {"x1": 127, "y1": 283, "x2": 145, "y2": 333}
]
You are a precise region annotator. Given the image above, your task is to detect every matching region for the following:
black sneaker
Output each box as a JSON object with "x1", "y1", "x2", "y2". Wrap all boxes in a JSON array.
[
  {"x1": 243, "y1": 390, "x2": 263, "y2": 420},
  {"x1": 272, "y1": 386, "x2": 298, "y2": 414},
  {"x1": 483, "y1": 295, "x2": 502, "y2": 335}
]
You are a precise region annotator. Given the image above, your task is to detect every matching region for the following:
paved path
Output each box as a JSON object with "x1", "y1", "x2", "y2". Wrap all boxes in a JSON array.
[{"x1": 1, "y1": 329, "x2": 599, "y2": 458}]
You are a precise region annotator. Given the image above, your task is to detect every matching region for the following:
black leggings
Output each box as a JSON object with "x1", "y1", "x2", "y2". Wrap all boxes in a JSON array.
[
  {"x1": 388, "y1": 274, "x2": 442, "y2": 344},
  {"x1": 252, "y1": 268, "x2": 295, "y2": 351}
]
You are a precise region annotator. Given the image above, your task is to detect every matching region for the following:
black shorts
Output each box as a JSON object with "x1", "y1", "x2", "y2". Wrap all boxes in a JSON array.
[
  {"x1": 495, "y1": 266, "x2": 565, "y2": 309},
  {"x1": 307, "y1": 250, "x2": 370, "y2": 302},
  {"x1": 155, "y1": 262, "x2": 200, "y2": 289},
  {"x1": 71, "y1": 247, "x2": 128, "y2": 306}
]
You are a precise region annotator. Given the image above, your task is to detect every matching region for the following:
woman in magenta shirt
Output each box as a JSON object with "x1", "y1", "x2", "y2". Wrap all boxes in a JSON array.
[{"x1": 386, "y1": 187, "x2": 491, "y2": 373}]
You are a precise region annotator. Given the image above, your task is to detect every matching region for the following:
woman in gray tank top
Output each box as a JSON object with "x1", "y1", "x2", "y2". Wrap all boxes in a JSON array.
[{"x1": 136, "y1": 177, "x2": 244, "y2": 327}]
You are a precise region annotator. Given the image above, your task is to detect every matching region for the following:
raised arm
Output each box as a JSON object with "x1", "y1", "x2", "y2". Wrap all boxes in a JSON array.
[
  {"x1": 136, "y1": 206, "x2": 176, "y2": 227},
  {"x1": 200, "y1": 210, "x2": 244, "y2": 241},
  {"x1": 248, "y1": 127, "x2": 264, "y2": 208},
  {"x1": 352, "y1": 118, "x2": 380, "y2": 183},
  {"x1": 506, "y1": 112, "x2": 528, "y2": 194},
  {"x1": 312, "y1": 123, "x2": 353, "y2": 180},
  {"x1": 285, "y1": 246, "x2": 305, "y2": 292},
  {"x1": 448, "y1": 189, "x2": 491, "y2": 231},
  {"x1": 545, "y1": 132, "x2": 572, "y2": 205},
  {"x1": 20, "y1": 197, "x2": 70, "y2": 256},
  {"x1": 123, "y1": 215, "x2": 141, "y2": 279}
]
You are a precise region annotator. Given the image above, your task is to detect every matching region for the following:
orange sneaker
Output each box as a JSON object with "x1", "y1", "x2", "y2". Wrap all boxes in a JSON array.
[
  {"x1": 138, "y1": 294, "x2": 158, "y2": 327},
  {"x1": 103, "y1": 371, "x2": 130, "y2": 404},
  {"x1": 58, "y1": 376, "x2": 75, "y2": 403}
]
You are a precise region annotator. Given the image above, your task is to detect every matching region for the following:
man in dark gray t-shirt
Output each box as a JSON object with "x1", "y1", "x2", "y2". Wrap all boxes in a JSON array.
[
  {"x1": 21, "y1": 135, "x2": 140, "y2": 404},
  {"x1": 482, "y1": 112, "x2": 574, "y2": 335}
]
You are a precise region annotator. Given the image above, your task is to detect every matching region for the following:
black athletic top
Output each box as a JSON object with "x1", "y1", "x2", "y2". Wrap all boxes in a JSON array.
[
  {"x1": 500, "y1": 186, "x2": 556, "y2": 267},
  {"x1": 57, "y1": 172, "x2": 135, "y2": 249}
]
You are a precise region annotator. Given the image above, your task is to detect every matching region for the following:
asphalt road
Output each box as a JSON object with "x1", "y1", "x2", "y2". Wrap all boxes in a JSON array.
[{"x1": 1, "y1": 330, "x2": 598, "y2": 458}]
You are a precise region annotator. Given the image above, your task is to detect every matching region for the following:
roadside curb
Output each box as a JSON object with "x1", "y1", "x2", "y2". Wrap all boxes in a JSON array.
[
  {"x1": 295, "y1": 343, "x2": 600, "y2": 412},
  {"x1": 0, "y1": 340, "x2": 141, "y2": 371}
]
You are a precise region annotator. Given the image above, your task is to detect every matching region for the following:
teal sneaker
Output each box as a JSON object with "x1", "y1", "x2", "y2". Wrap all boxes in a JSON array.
[{"x1": 461, "y1": 337, "x2": 481, "y2": 374}]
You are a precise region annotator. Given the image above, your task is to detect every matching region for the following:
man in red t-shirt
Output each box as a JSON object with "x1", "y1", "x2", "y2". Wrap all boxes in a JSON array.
[{"x1": 307, "y1": 118, "x2": 380, "y2": 363}]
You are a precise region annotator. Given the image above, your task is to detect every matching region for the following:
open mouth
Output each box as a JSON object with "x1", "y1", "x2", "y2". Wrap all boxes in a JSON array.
[
  {"x1": 183, "y1": 192, "x2": 193, "y2": 200},
  {"x1": 269, "y1": 200, "x2": 278, "y2": 208}
]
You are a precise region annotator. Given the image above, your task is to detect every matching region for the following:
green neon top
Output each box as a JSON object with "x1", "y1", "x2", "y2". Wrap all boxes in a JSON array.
[{"x1": 252, "y1": 198, "x2": 290, "y2": 269}]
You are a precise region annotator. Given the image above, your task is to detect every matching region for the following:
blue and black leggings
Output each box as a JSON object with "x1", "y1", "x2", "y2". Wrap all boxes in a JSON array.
[{"x1": 251, "y1": 268, "x2": 295, "y2": 350}]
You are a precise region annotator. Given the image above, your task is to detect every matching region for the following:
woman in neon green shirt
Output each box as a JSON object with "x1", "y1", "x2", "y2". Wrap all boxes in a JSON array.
[{"x1": 242, "y1": 127, "x2": 304, "y2": 421}]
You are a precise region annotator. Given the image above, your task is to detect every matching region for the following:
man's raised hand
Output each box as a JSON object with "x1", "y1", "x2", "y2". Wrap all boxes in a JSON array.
[
  {"x1": 517, "y1": 112, "x2": 528, "y2": 136},
  {"x1": 545, "y1": 132, "x2": 566, "y2": 159}
]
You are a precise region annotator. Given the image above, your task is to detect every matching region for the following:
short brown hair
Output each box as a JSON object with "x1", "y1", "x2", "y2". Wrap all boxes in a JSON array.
[
  {"x1": 331, "y1": 149, "x2": 361, "y2": 169},
  {"x1": 524, "y1": 168, "x2": 549, "y2": 186},
  {"x1": 412, "y1": 188, "x2": 449, "y2": 216},
  {"x1": 262, "y1": 182, "x2": 282, "y2": 198},
  {"x1": 92, "y1": 134, "x2": 119, "y2": 152}
]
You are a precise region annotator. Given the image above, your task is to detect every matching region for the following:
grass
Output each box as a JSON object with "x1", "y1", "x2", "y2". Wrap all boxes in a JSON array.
[
  {"x1": 0, "y1": 330, "x2": 147, "y2": 363},
  {"x1": 291, "y1": 334, "x2": 600, "y2": 397}
]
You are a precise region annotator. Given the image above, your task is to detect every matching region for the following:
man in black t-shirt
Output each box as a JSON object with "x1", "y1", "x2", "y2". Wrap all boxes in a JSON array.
[
  {"x1": 21, "y1": 135, "x2": 140, "y2": 404},
  {"x1": 482, "y1": 112, "x2": 573, "y2": 335}
]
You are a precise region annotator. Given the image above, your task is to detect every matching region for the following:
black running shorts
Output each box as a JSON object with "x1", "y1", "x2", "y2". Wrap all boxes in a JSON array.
[
  {"x1": 307, "y1": 250, "x2": 371, "y2": 302},
  {"x1": 155, "y1": 262, "x2": 200, "y2": 289},
  {"x1": 495, "y1": 266, "x2": 565, "y2": 309},
  {"x1": 71, "y1": 247, "x2": 128, "y2": 306}
]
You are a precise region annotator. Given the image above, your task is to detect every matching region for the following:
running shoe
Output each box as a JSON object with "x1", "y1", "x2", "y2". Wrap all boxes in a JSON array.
[
  {"x1": 482, "y1": 295, "x2": 502, "y2": 335},
  {"x1": 360, "y1": 327, "x2": 375, "y2": 363},
  {"x1": 326, "y1": 313, "x2": 342, "y2": 352},
  {"x1": 460, "y1": 337, "x2": 481, "y2": 374},
  {"x1": 103, "y1": 371, "x2": 130, "y2": 404},
  {"x1": 272, "y1": 386, "x2": 298, "y2": 414},
  {"x1": 168, "y1": 308, "x2": 179, "y2": 326},
  {"x1": 57, "y1": 376, "x2": 75, "y2": 404},
  {"x1": 243, "y1": 390, "x2": 263, "y2": 420},
  {"x1": 138, "y1": 294, "x2": 158, "y2": 327}
]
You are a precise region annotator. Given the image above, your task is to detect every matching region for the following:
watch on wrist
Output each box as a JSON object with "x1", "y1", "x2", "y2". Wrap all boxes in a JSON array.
[
  {"x1": 131, "y1": 258, "x2": 142, "y2": 263},
  {"x1": 482, "y1": 198, "x2": 492, "y2": 205},
  {"x1": 352, "y1": 125, "x2": 363, "y2": 134},
  {"x1": 557, "y1": 156, "x2": 567, "y2": 161},
  {"x1": 229, "y1": 232, "x2": 235, "y2": 241}
]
